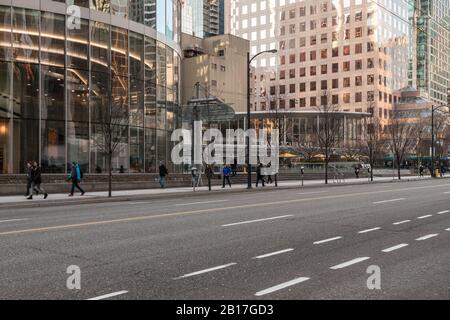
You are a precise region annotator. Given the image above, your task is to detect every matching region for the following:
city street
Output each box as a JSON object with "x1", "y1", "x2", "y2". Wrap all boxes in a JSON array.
[{"x1": 0, "y1": 178, "x2": 449, "y2": 300}]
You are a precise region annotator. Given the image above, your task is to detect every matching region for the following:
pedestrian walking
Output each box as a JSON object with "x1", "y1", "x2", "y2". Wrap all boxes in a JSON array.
[
  {"x1": 25, "y1": 161, "x2": 33, "y2": 197},
  {"x1": 419, "y1": 164, "x2": 424, "y2": 177},
  {"x1": 222, "y1": 164, "x2": 232, "y2": 188},
  {"x1": 68, "y1": 162, "x2": 85, "y2": 196},
  {"x1": 205, "y1": 164, "x2": 214, "y2": 191},
  {"x1": 159, "y1": 161, "x2": 168, "y2": 188},
  {"x1": 256, "y1": 163, "x2": 265, "y2": 187},
  {"x1": 266, "y1": 163, "x2": 273, "y2": 184},
  {"x1": 27, "y1": 161, "x2": 48, "y2": 200},
  {"x1": 354, "y1": 166, "x2": 360, "y2": 179}
]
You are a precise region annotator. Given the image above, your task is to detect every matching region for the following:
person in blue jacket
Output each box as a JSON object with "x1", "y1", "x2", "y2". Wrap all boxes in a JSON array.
[
  {"x1": 68, "y1": 162, "x2": 85, "y2": 196},
  {"x1": 222, "y1": 164, "x2": 232, "y2": 188}
]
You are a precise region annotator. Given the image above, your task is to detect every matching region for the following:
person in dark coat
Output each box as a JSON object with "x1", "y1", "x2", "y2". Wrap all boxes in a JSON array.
[
  {"x1": 25, "y1": 161, "x2": 33, "y2": 197},
  {"x1": 68, "y1": 162, "x2": 85, "y2": 196},
  {"x1": 205, "y1": 164, "x2": 214, "y2": 191},
  {"x1": 159, "y1": 161, "x2": 168, "y2": 188},
  {"x1": 27, "y1": 161, "x2": 48, "y2": 200},
  {"x1": 256, "y1": 163, "x2": 265, "y2": 187}
]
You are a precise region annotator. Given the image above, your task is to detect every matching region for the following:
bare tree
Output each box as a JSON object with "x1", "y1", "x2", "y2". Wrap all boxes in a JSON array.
[
  {"x1": 363, "y1": 112, "x2": 385, "y2": 182},
  {"x1": 386, "y1": 114, "x2": 417, "y2": 180},
  {"x1": 92, "y1": 97, "x2": 129, "y2": 197},
  {"x1": 314, "y1": 91, "x2": 340, "y2": 184}
]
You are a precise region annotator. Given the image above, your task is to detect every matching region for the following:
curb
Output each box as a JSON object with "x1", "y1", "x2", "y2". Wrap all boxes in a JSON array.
[{"x1": 0, "y1": 176, "x2": 436, "y2": 210}]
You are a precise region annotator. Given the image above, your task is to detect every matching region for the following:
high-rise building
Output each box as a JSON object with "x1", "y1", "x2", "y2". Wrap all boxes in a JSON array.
[
  {"x1": 410, "y1": 0, "x2": 450, "y2": 105},
  {"x1": 182, "y1": 0, "x2": 220, "y2": 38},
  {"x1": 229, "y1": 0, "x2": 411, "y2": 125}
]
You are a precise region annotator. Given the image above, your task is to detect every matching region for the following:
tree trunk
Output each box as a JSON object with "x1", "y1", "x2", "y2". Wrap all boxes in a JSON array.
[
  {"x1": 370, "y1": 149, "x2": 374, "y2": 182},
  {"x1": 325, "y1": 157, "x2": 328, "y2": 185},
  {"x1": 108, "y1": 152, "x2": 112, "y2": 197},
  {"x1": 397, "y1": 158, "x2": 401, "y2": 180}
]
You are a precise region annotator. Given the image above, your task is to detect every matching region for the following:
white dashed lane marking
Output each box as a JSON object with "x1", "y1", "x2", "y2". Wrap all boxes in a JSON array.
[
  {"x1": 313, "y1": 236, "x2": 342, "y2": 245},
  {"x1": 417, "y1": 215, "x2": 433, "y2": 220},
  {"x1": 393, "y1": 220, "x2": 411, "y2": 225},
  {"x1": 253, "y1": 249, "x2": 294, "y2": 259},
  {"x1": 330, "y1": 257, "x2": 370, "y2": 270},
  {"x1": 437, "y1": 210, "x2": 450, "y2": 215},
  {"x1": 416, "y1": 234, "x2": 439, "y2": 241},
  {"x1": 382, "y1": 244, "x2": 409, "y2": 253},
  {"x1": 358, "y1": 227, "x2": 381, "y2": 234},
  {"x1": 87, "y1": 291, "x2": 128, "y2": 300},
  {"x1": 174, "y1": 263, "x2": 237, "y2": 280},
  {"x1": 255, "y1": 277, "x2": 310, "y2": 297},
  {"x1": 373, "y1": 198, "x2": 405, "y2": 205}
]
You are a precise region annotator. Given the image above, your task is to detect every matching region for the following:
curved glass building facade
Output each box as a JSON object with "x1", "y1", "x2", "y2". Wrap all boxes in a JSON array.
[{"x1": 0, "y1": 0, "x2": 182, "y2": 174}]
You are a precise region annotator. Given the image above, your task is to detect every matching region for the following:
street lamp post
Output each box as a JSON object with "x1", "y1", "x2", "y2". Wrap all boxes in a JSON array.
[
  {"x1": 247, "y1": 49, "x2": 277, "y2": 189},
  {"x1": 431, "y1": 104, "x2": 449, "y2": 178}
]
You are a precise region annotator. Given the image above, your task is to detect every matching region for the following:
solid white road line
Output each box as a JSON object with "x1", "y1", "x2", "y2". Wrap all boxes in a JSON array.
[
  {"x1": 255, "y1": 277, "x2": 310, "y2": 297},
  {"x1": 0, "y1": 219, "x2": 29, "y2": 223},
  {"x1": 87, "y1": 291, "x2": 128, "y2": 300},
  {"x1": 221, "y1": 215, "x2": 293, "y2": 227},
  {"x1": 313, "y1": 236, "x2": 342, "y2": 245},
  {"x1": 382, "y1": 244, "x2": 409, "y2": 253},
  {"x1": 373, "y1": 198, "x2": 405, "y2": 205},
  {"x1": 393, "y1": 220, "x2": 411, "y2": 225},
  {"x1": 174, "y1": 263, "x2": 237, "y2": 280},
  {"x1": 330, "y1": 257, "x2": 370, "y2": 270},
  {"x1": 437, "y1": 210, "x2": 450, "y2": 215},
  {"x1": 175, "y1": 200, "x2": 227, "y2": 207},
  {"x1": 418, "y1": 215, "x2": 433, "y2": 219},
  {"x1": 358, "y1": 227, "x2": 381, "y2": 234},
  {"x1": 416, "y1": 234, "x2": 439, "y2": 241},
  {"x1": 253, "y1": 249, "x2": 294, "y2": 259}
]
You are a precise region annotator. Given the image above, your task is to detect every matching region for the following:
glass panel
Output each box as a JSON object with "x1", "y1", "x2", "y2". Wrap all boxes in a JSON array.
[
  {"x1": 0, "y1": 6, "x2": 12, "y2": 61},
  {"x1": 144, "y1": 127, "x2": 155, "y2": 172},
  {"x1": 41, "y1": 65, "x2": 65, "y2": 121},
  {"x1": 12, "y1": 8, "x2": 40, "y2": 64},
  {"x1": 156, "y1": 0, "x2": 165, "y2": 33},
  {"x1": 166, "y1": 47, "x2": 174, "y2": 90},
  {"x1": 67, "y1": 121, "x2": 89, "y2": 173},
  {"x1": 111, "y1": 0, "x2": 128, "y2": 18},
  {"x1": 111, "y1": 26, "x2": 128, "y2": 77},
  {"x1": 67, "y1": 68, "x2": 89, "y2": 123},
  {"x1": 129, "y1": 0, "x2": 143, "y2": 24},
  {"x1": 166, "y1": 0, "x2": 173, "y2": 39},
  {"x1": 90, "y1": 21, "x2": 109, "y2": 74},
  {"x1": 144, "y1": 0, "x2": 156, "y2": 29},
  {"x1": 156, "y1": 129, "x2": 166, "y2": 165},
  {"x1": 40, "y1": 12, "x2": 65, "y2": 67},
  {"x1": 129, "y1": 32, "x2": 144, "y2": 80},
  {"x1": 67, "y1": 0, "x2": 90, "y2": 8},
  {"x1": 67, "y1": 18, "x2": 89, "y2": 70},
  {"x1": 0, "y1": 61, "x2": 11, "y2": 118},
  {"x1": 129, "y1": 126, "x2": 144, "y2": 172},
  {"x1": 41, "y1": 120, "x2": 65, "y2": 173},
  {"x1": 130, "y1": 78, "x2": 144, "y2": 127},
  {"x1": 90, "y1": 0, "x2": 111, "y2": 13},
  {"x1": 156, "y1": 42, "x2": 166, "y2": 87},
  {"x1": 12, "y1": 62, "x2": 39, "y2": 173},
  {"x1": 0, "y1": 118, "x2": 10, "y2": 173},
  {"x1": 144, "y1": 36, "x2": 156, "y2": 83}
]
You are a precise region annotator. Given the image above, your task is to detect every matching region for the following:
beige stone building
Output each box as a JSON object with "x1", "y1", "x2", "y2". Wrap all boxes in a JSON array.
[{"x1": 181, "y1": 33, "x2": 250, "y2": 113}]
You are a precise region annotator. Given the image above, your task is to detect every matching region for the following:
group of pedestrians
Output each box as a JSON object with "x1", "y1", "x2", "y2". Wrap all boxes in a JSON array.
[
  {"x1": 25, "y1": 161, "x2": 48, "y2": 200},
  {"x1": 255, "y1": 162, "x2": 274, "y2": 187},
  {"x1": 24, "y1": 161, "x2": 85, "y2": 200}
]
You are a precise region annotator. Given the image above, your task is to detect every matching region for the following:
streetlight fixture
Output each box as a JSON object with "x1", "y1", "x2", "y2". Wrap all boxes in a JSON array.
[
  {"x1": 431, "y1": 104, "x2": 449, "y2": 178},
  {"x1": 246, "y1": 49, "x2": 278, "y2": 189}
]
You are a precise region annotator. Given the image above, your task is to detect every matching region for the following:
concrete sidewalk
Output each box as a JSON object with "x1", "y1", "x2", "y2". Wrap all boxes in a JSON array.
[{"x1": 0, "y1": 175, "x2": 432, "y2": 208}]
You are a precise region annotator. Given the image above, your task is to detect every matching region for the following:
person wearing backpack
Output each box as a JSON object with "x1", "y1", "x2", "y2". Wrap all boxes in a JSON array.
[
  {"x1": 68, "y1": 162, "x2": 85, "y2": 196},
  {"x1": 159, "y1": 161, "x2": 168, "y2": 188}
]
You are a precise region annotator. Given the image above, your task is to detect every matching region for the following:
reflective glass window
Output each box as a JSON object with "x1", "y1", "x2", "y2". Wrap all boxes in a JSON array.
[
  {"x1": 67, "y1": 18, "x2": 89, "y2": 70},
  {"x1": 0, "y1": 61, "x2": 11, "y2": 118},
  {"x1": 90, "y1": 21, "x2": 110, "y2": 74},
  {"x1": 156, "y1": 0, "x2": 165, "y2": 33},
  {"x1": 0, "y1": 6, "x2": 12, "y2": 61},
  {"x1": 111, "y1": 26, "x2": 128, "y2": 77},
  {"x1": 12, "y1": 8, "x2": 40, "y2": 64},
  {"x1": 90, "y1": 0, "x2": 111, "y2": 13},
  {"x1": 41, "y1": 12, "x2": 65, "y2": 67},
  {"x1": 144, "y1": 0, "x2": 156, "y2": 29},
  {"x1": 111, "y1": 0, "x2": 128, "y2": 18},
  {"x1": 129, "y1": 0, "x2": 143, "y2": 24}
]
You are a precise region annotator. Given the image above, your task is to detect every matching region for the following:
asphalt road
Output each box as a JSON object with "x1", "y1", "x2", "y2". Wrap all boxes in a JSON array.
[{"x1": 0, "y1": 179, "x2": 449, "y2": 300}]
